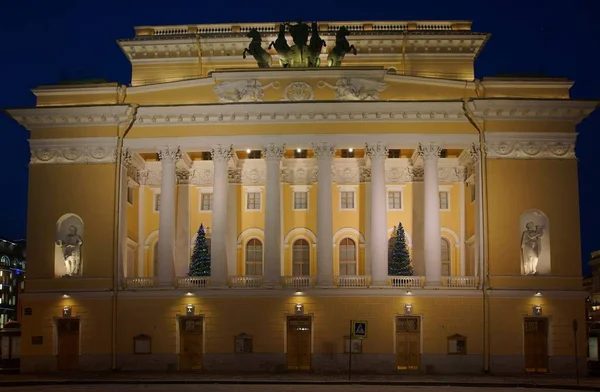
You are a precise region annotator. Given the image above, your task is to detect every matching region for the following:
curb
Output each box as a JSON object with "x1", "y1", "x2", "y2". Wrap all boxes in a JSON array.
[{"x1": 0, "y1": 380, "x2": 599, "y2": 390}]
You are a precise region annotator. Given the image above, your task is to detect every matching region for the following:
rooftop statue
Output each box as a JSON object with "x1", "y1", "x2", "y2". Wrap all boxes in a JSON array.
[
  {"x1": 244, "y1": 22, "x2": 353, "y2": 68},
  {"x1": 243, "y1": 29, "x2": 273, "y2": 68}
]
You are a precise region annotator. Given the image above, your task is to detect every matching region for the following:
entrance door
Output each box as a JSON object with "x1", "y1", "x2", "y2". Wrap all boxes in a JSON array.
[
  {"x1": 396, "y1": 316, "x2": 420, "y2": 370},
  {"x1": 524, "y1": 318, "x2": 548, "y2": 373},
  {"x1": 56, "y1": 318, "x2": 80, "y2": 371},
  {"x1": 286, "y1": 316, "x2": 311, "y2": 370},
  {"x1": 179, "y1": 317, "x2": 203, "y2": 370}
]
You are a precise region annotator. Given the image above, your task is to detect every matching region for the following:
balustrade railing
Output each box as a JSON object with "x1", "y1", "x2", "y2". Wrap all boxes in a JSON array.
[
  {"x1": 122, "y1": 277, "x2": 157, "y2": 289},
  {"x1": 334, "y1": 275, "x2": 371, "y2": 288},
  {"x1": 228, "y1": 276, "x2": 263, "y2": 288},
  {"x1": 281, "y1": 276, "x2": 315, "y2": 289},
  {"x1": 442, "y1": 276, "x2": 480, "y2": 288},
  {"x1": 389, "y1": 276, "x2": 425, "y2": 288},
  {"x1": 175, "y1": 276, "x2": 210, "y2": 289}
]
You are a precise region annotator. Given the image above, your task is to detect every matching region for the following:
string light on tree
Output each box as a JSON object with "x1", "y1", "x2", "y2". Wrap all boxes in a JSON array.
[
  {"x1": 388, "y1": 222, "x2": 413, "y2": 276},
  {"x1": 189, "y1": 223, "x2": 211, "y2": 276}
]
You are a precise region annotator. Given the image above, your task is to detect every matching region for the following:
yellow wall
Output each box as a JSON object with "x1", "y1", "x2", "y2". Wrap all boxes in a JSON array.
[
  {"x1": 26, "y1": 164, "x2": 117, "y2": 290},
  {"x1": 486, "y1": 159, "x2": 581, "y2": 279}
]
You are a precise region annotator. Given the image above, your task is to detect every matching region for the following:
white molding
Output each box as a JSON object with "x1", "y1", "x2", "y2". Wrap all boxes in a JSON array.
[
  {"x1": 283, "y1": 228, "x2": 317, "y2": 245},
  {"x1": 198, "y1": 191, "x2": 213, "y2": 213},
  {"x1": 484, "y1": 132, "x2": 577, "y2": 159},
  {"x1": 128, "y1": 77, "x2": 215, "y2": 93},
  {"x1": 144, "y1": 230, "x2": 159, "y2": 247},
  {"x1": 386, "y1": 187, "x2": 404, "y2": 212},
  {"x1": 333, "y1": 227, "x2": 365, "y2": 245},
  {"x1": 439, "y1": 189, "x2": 450, "y2": 211},
  {"x1": 438, "y1": 184, "x2": 454, "y2": 191},
  {"x1": 338, "y1": 186, "x2": 358, "y2": 211},
  {"x1": 441, "y1": 227, "x2": 460, "y2": 248},
  {"x1": 197, "y1": 186, "x2": 213, "y2": 193},
  {"x1": 291, "y1": 189, "x2": 310, "y2": 211},
  {"x1": 289, "y1": 185, "x2": 312, "y2": 192},
  {"x1": 7, "y1": 105, "x2": 134, "y2": 129},
  {"x1": 236, "y1": 227, "x2": 265, "y2": 245},
  {"x1": 32, "y1": 84, "x2": 121, "y2": 97},
  {"x1": 28, "y1": 137, "x2": 118, "y2": 165},
  {"x1": 466, "y1": 99, "x2": 597, "y2": 124},
  {"x1": 126, "y1": 238, "x2": 138, "y2": 249}
]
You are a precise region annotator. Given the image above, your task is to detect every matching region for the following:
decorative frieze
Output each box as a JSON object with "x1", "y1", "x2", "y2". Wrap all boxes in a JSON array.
[
  {"x1": 485, "y1": 139, "x2": 575, "y2": 159},
  {"x1": 212, "y1": 80, "x2": 279, "y2": 103},
  {"x1": 30, "y1": 143, "x2": 117, "y2": 165},
  {"x1": 282, "y1": 82, "x2": 314, "y2": 101},
  {"x1": 317, "y1": 78, "x2": 387, "y2": 100}
]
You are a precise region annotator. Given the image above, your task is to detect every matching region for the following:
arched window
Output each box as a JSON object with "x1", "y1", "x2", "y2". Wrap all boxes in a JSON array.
[
  {"x1": 292, "y1": 239, "x2": 310, "y2": 276},
  {"x1": 153, "y1": 241, "x2": 159, "y2": 277},
  {"x1": 441, "y1": 238, "x2": 451, "y2": 276},
  {"x1": 245, "y1": 239, "x2": 263, "y2": 276},
  {"x1": 339, "y1": 238, "x2": 357, "y2": 275}
]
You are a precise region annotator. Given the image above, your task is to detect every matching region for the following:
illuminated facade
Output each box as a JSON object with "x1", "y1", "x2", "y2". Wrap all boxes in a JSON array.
[
  {"x1": 6, "y1": 20, "x2": 598, "y2": 374},
  {"x1": 0, "y1": 239, "x2": 26, "y2": 328}
]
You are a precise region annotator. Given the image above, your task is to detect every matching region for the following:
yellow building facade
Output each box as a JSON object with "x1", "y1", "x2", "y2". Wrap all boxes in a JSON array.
[{"x1": 6, "y1": 20, "x2": 597, "y2": 374}]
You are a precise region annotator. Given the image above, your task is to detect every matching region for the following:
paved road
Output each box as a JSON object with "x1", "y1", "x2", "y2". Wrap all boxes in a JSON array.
[{"x1": 3, "y1": 386, "x2": 587, "y2": 392}]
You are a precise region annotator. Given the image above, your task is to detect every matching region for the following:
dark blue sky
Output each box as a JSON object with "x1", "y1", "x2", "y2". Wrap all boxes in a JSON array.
[{"x1": 1, "y1": 0, "x2": 598, "y2": 272}]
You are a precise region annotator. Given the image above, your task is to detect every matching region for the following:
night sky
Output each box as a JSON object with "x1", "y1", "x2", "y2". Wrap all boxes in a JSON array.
[{"x1": 0, "y1": 0, "x2": 598, "y2": 273}]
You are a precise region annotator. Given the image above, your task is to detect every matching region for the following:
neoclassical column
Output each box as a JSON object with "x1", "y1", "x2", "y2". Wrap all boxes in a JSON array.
[
  {"x1": 211, "y1": 145, "x2": 233, "y2": 287},
  {"x1": 418, "y1": 142, "x2": 442, "y2": 286},
  {"x1": 366, "y1": 143, "x2": 389, "y2": 286},
  {"x1": 469, "y1": 143, "x2": 483, "y2": 279},
  {"x1": 263, "y1": 144, "x2": 285, "y2": 286},
  {"x1": 137, "y1": 170, "x2": 149, "y2": 277},
  {"x1": 118, "y1": 150, "x2": 131, "y2": 282},
  {"x1": 313, "y1": 143, "x2": 335, "y2": 286},
  {"x1": 157, "y1": 147, "x2": 181, "y2": 286},
  {"x1": 175, "y1": 169, "x2": 192, "y2": 278}
]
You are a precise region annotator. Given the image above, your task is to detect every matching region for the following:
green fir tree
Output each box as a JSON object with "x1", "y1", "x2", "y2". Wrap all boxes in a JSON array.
[
  {"x1": 189, "y1": 224, "x2": 211, "y2": 276},
  {"x1": 388, "y1": 222, "x2": 413, "y2": 276}
]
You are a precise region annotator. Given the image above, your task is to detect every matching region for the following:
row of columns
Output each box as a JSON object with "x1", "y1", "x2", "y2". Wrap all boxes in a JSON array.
[{"x1": 137, "y1": 142, "x2": 454, "y2": 287}]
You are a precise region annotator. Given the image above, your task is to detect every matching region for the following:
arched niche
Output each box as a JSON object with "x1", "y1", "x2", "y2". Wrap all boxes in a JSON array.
[
  {"x1": 54, "y1": 213, "x2": 84, "y2": 277},
  {"x1": 519, "y1": 209, "x2": 551, "y2": 275}
]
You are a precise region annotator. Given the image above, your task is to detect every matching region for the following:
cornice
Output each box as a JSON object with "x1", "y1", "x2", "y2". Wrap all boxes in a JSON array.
[
  {"x1": 32, "y1": 85, "x2": 121, "y2": 97},
  {"x1": 468, "y1": 99, "x2": 598, "y2": 124},
  {"x1": 29, "y1": 137, "x2": 118, "y2": 165},
  {"x1": 484, "y1": 132, "x2": 576, "y2": 159},
  {"x1": 481, "y1": 79, "x2": 574, "y2": 90},
  {"x1": 6, "y1": 105, "x2": 134, "y2": 130},
  {"x1": 135, "y1": 101, "x2": 467, "y2": 125}
]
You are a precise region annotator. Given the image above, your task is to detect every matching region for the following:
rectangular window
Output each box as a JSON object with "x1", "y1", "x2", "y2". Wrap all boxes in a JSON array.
[
  {"x1": 439, "y1": 191, "x2": 449, "y2": 210},
  {"x1": 470, "y1": 184, "x2": 476, "y2": 203},
  {"x1": 127, "y1": 187, "x2": 134, "y2": 204},
  {"x1": 201, "y1": 151, "x2": 212, "y2": 160},
  {"x1": 246, "y1": 192, "x2": 261, "y2": 210},
  {"x1": 388, "y1": 191, "x2": 402, "y2": 210},
  {"x1": 340, "y1": 191, "x2": 355, "y2": 209},
  {"x1": 154, "y1": 194, "x2": 161, "y2": 212},
  {"x1": 247, "y1": 150, "x2": 262, "y2": 159},
  {"x1": 293, "y1": 192, "x2": 308, "y2": 210},
  {"x1": 294, "y1": 149, "x2": 307, "y2": 158},
  {"x1": 200, "y1": 193, "x2": 213, "y2": 211},
  {"x1": 341, "y1": 149, "x2": 355, "y2": 158}
]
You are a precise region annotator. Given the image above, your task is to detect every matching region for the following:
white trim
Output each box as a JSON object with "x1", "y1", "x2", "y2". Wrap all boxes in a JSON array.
[
  {"x1": 338, "y1": 185, "x2": 358, "y2": 211},
  {"x1": 198, "y1": 192, "x2": 213, "y2": 213},
  {"x1": 243, "y1": 236, "x2": 264, "y2": 276},
  {"x1": 284, "y1": 228, "x2": 317, "y2": 245},
  {"x1": 439, "y1": 190, "x2": 450, "y2": 211},
  {"x1": 459, "y1": 182, "x2": 466, "y2": 276},
  {"x1": 333, "y1": 227, "x2": 365, "y2": 245},
  {"x1": 386, "y1": 187, "x2": 404, "y2": 211},
  {"x1": 128, "y1": 76, "x2": 215, "y2": 93},
  {"x1": 291, "y1": 188, "x2": 310, "y2": 211},
  {"x1": 153, "y1": 193, "x2": 161, "y2": 213},
  {"x1": 236, "y1": 228, "x2": 265, "y2": 245},
  {"x1": 290, "y1": 236, "x2": 312, "y2": 276},
  {"x1": 337, "y1": 236, "x2": 358, "y2": 275},
  {"x1": 441, "y1": 227, "x2": 460, "y2": 247},
  {"x1": 144, "y1": 230, "x2": 159, "y2": 247},
  {"x1": 243, "y1": 186, "x2": 263, "y2": 212}
]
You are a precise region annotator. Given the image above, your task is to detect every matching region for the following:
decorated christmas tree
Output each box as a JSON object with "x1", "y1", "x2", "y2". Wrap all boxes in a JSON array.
[
  {"x1": 189, "y1": 224, "x2": 211, "y2": 276},
  {"x1": 388, "y1": 222, "x2": 413, "y2": 276}
]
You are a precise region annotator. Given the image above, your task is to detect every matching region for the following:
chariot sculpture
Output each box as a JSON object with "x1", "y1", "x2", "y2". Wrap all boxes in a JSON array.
[{"x1": 243, "y1": 21, "x2": 356, "y2": 68}]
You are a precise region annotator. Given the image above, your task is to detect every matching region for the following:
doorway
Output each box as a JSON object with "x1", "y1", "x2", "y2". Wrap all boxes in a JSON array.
[
  {"x1": 56, "y1": 318, "x2": 80, "y2": 371},
  {"x1": 396, "y1": 316, "x2": 420, "y2": 370},
  {"x1": 286, "y1": 315, "x2": 311, "y2": 370},
  {"x1": 179, "y1": 316, "x2": 203, "y2": 370},
  {"x1": 524, "y1": 317, "x2": 549, "y2": 373}
]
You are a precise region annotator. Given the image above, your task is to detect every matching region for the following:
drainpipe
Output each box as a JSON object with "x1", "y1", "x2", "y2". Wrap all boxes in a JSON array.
[
  {"x1": 111, "y1": 102, "x2": 138, "y2": 371},
  {"x1": 462, "y1": 97, "x2": 491, "y2": 373}
]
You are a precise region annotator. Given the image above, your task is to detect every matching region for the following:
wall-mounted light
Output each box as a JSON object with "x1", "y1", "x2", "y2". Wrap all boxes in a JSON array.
[
  {"x1": 296, "y1": 148, "x2": 301, "y2": 153},
  {"x1": 62, "y1": 293, "x2": 70, "y2": 298},
  {"x1": 185, "y1": 292, "x2": 193, "y2": 296},
  {"x1": 62, "y1": 305, "x2": 72, "y2": 318},
  {"x1": 295, "y1": 303, "x2": 304, "y2": 315},
  {"x1": 534, "y1": 292, "x2": 542, "y2": 297},
  {"x1": 406, "y1": 290, "x2": 412, "y2": 295},
  {"x1": 348, "y1": 148, "x2": 354, "y2": 153},
  {"x1": 295, "y1": 290, "x2": 303, "y2": 295},
  {"x1": 404, "y1": 303, "x2": 413, "y2": 315},
  {"x1": 532, "y1": 305, "x2": 542, "y2": 317},
  {"x1": 246, "y1": 148, "x2": 251, "y2": 153},
  {"x1": 186, "y1": 304, "x2": 195, "y2": 316}
]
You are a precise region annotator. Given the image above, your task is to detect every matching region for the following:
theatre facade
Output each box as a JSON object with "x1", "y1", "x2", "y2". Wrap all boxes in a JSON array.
[{"x1": 6, "y1": 20, "x2": 597, "y2": 374}]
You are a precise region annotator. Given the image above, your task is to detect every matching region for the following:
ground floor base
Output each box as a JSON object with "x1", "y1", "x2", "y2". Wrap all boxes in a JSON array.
[{"x1": 17, "y1": 291, "x2": 587, "y2": 375}]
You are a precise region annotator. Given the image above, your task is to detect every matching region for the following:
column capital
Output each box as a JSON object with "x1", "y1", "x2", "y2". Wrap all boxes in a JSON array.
[
  {"x1": 312, "y1": 143, "x2": 336, "y2": 160},
  {"x1": 418, "y1": 142, "x2": 442, "y2": 160},
  {"x1": 468, "y1": 142, "x2": 484, "y2": 163},
  {"x1": 158, "y1": 147, "x2": 182, "y2": 163},
  {"x1": 262, "y1": 143, "x2": 285, "y2": 162},
  {"x1": 365, "y1": 143, "x2": 388, "y2": 159},
  {"x1": 176, "y1": 168, "x2": 193, "y2": 185},
  {"x1": 211, "y1": 144, "x2": 233, "y2": 162}
]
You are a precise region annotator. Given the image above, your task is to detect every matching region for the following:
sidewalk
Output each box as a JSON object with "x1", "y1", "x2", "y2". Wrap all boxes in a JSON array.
[{"x1": 1, "y1": 372, "x2": 600, "y2": 390}]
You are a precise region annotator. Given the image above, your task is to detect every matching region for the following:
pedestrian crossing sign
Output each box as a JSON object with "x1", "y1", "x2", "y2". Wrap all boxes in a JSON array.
[{"x1": 352, "y1": 320, "x2": 367, "y2": 338}]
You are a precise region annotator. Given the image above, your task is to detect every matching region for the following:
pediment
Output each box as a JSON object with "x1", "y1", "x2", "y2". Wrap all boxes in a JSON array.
[{"x1": 126, "y1": 68, "x2": 475, "y2": 105}]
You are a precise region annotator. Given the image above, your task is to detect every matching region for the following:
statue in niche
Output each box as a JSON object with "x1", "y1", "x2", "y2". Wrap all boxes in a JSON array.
[
  {"x1": 56, "y1": 225, "x2": 83, "y2": 276},
  {"x1": 520, "y1": 221, "x2": 545, "y2": 275}
]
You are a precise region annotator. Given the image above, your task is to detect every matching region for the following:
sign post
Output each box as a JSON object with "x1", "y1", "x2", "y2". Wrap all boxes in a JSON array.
[
  {"x1": 573, "y1": 319, "x2": 579, "y2": 386},
  {"x1": 348, "y1": 320, "x2": 367, "y2": 380},
  {"x1": 348, "y1": 320, "x2": 353, "y2": 380}
]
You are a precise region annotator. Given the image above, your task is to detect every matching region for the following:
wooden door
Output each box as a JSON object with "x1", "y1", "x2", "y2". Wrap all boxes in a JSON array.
[
  {"x1": 286, "y1": 316, "x2": 311, "y2": 370},
  {"x1": 524, "y1": 318, "x2": 548, "y2": 373},
  {"x1": 179, "y1": 317, "x2": 203, "y2": 370},
  {"x1": 56, "y1": 318, "x2": 79, "y2": 371},
  {"x1": 396, "y1": 316, "x2": 420, "y2": 370}
]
